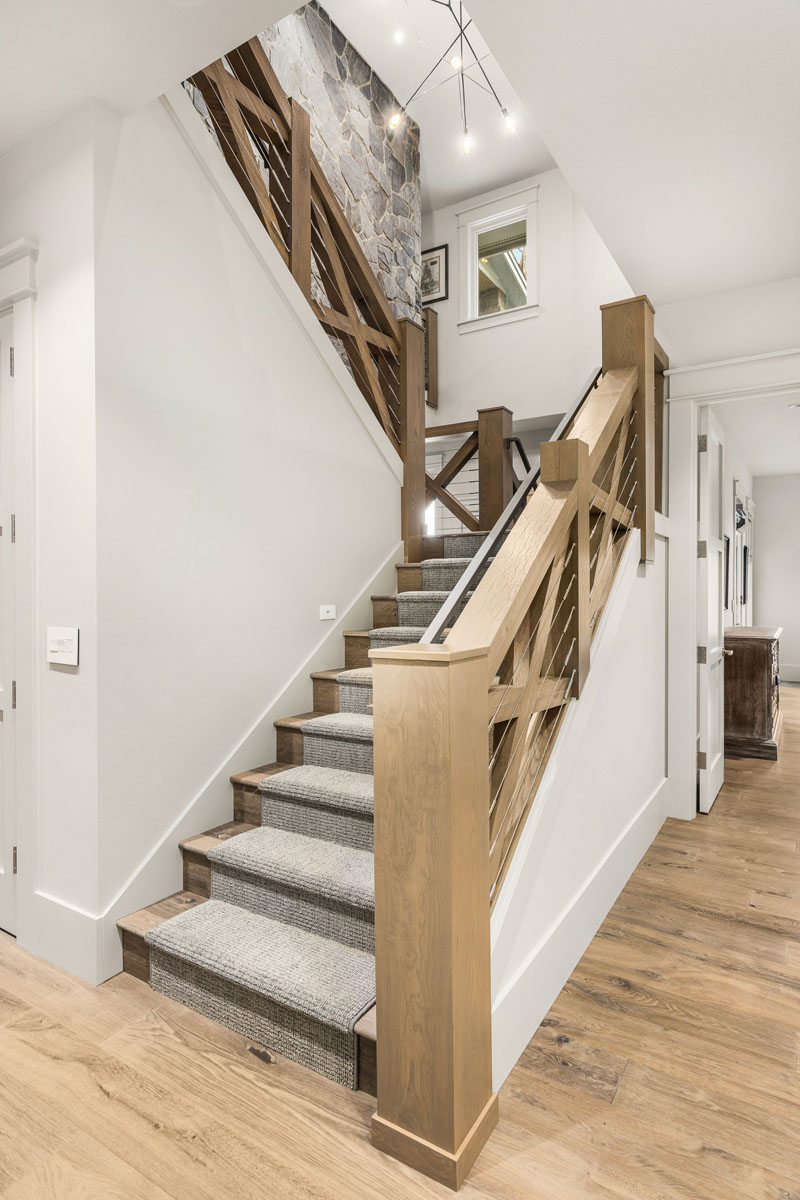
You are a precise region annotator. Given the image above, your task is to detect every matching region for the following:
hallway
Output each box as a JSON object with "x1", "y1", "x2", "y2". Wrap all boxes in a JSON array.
[{"x1": 0, "y1": 692, "x2": 797, "y2": 1198}]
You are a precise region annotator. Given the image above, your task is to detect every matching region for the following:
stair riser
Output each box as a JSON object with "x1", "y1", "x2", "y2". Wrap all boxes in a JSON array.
[
  {"x1": 337, "y1": 681, "x2": 372, "y2": 714},
  {"x1": 260, "y1": 790, "x2": 373, "y2": 851},
  {"x1": 395, "y1": 563, "x2": 422, "y2": 592},
  {"x1": 421, "y1": 562, "x2": 469, "y2": 591},
  {"x1": 443, "y1": 532, "x2": 488, "y2": 558},
  {"x1": 150, "y1": 951, "x2": 361, "y2": 1089},
  {"x1": 344, "y1": 632, "x2": 370, "y2": 669},
  {"x1": 182, "y1": 849, "x2": 211, "y2": 899},
  {"x1": 276, "y1": 725, "x2": 304, "y2": 766},
  {"x1": 233, "y1": 783, "x2": 261, "y2": 825},
  {"x1": 397, "y1": 595, "x2": 446, "y2": 627},
  {"x1": 371, "y1": 597, "x2": 398, "y2": 628},
  {"x1": 312, "y1": 676, "x2": 339, "y2": 714},
  {"x1": 304, "y1": 731, "x2": 373, "y2": 775},
  {"x1": 211, "y1": 867, "x2": 374, "y2": 953}
]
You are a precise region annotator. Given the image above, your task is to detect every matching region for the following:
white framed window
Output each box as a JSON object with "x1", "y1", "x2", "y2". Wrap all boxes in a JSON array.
[{"x1": 456, "y1": 185, "x2": 539, "y2": 334}]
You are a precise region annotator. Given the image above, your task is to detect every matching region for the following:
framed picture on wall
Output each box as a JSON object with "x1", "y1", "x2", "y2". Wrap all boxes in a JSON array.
[{"x1": 421, "y1": 244, "x2": 448, "y2": 305}]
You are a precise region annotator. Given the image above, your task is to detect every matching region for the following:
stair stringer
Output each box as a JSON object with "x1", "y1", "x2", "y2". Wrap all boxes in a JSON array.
[{"x1": 489, "y1": 529, "x2": 670, "y2": 1089}]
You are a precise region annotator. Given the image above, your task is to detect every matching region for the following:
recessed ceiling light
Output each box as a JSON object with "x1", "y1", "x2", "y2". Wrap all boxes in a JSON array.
[{"x1": 393, "y1": 29, "x2": 406, "y2": 44}]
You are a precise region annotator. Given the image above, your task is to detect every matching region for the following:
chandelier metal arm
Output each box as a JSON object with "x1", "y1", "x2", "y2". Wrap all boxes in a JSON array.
[{"x1": 402, "y1": 20, "x2": 472, "y2": 108}]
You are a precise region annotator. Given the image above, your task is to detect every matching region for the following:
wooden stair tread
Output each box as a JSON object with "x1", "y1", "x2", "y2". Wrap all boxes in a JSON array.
[
  {"x1": 354, "y1": 1004, "x2": 376, "y2": 1042},
  {"x1": 180, "y1": 821, "x2": 256, "y2": 857},
  {"x1": 273, "y1": 711, "x2": 320, "y2": 730},
  {"x1": 117, "y1": 890, "x2": 207, "y2": 937},
  {"x1": 309, "y1": 667, "x2": 345, "y2": 681},
  {"x1": 230, "y1": 763, "x2": 293, "y2": 790},
  {"x1": 344, "y1": 629, "x2": 369, "y2": 638}
]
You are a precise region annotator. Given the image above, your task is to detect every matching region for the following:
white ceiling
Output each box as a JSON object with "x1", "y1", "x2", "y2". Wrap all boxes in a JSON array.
[
  {"x1": 322, "y1": 0, "x2": 555, "y2": 212},
  {"x1": 0, "y1": 0, "x2": 294, "y2": 158},
  {"x1": 716, "y1": 393, "x2": 800, "y2": 478},
  {"x1": 464, "y1": 0, "x2": 800, "y2": 307}
]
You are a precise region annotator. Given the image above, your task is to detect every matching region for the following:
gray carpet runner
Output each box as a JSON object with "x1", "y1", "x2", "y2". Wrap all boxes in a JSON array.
[{"x1": 145, "y1": 529, "x2": 489, "y2": 1088}]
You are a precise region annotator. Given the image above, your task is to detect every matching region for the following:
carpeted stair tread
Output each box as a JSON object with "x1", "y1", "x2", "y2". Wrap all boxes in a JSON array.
[
  {"x1": 208, "y1": 826, "x2": 374, "y2": 910},
  {"x1": 369, "y1": 626, "x2": 428, "y2": 645},
  {"x1": 257, "y1": 764, "x2": 373, "y2": 815},
  {"x1": 336, "y1": 667, "x2": 373, "y2": 686},
  {"x1": 145, "y1": 898, "x2": 375, "y2": 1034},
  {"x1": 302, "y1": 712, "x2": 373, "y2": 741}
]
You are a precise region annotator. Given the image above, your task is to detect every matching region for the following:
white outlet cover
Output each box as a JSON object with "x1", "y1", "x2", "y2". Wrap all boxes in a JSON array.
[
  {"x1": 47, "y1": 626, "x2": 80, "y2": 666},
  {"x1": 319, "y1": 604, "x2": 337, "y2": 621}
]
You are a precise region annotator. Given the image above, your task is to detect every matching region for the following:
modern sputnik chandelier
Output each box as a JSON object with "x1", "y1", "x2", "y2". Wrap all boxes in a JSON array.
[{"x1": 388, "y1": 0, "x2": 515, "y2": 152}]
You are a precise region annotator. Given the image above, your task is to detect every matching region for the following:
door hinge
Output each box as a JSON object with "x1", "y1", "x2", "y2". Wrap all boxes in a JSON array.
[
  {"x1": 697, "y1": 750, "x2": 707, "y2": 770},
  {"x1": 9, "y1": 347, "x2": 14, "y2": 378},
  {"x1": 11, "y1": 681, "x2": 16, "y2": 710},
  {"x1": 12, "y1": 846, "x2": 17, "y2": 875},
  {"x1": 697, "y1": 646, "x2": 707, "y2": 664},
  {"x1": 10, "y1": 515, "x2": 15, "y2": 543},
  {"x1": 697, "y1": 434, "x2": 707, "y2": 452},
  {"x1": 697, "y1": 540, "x2": 707, "y2": 558}
]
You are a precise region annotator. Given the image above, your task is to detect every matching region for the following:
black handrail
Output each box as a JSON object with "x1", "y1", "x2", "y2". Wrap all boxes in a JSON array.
[
  {"x1": 419, "y1": 368, "x2": 603, "y2": 645},
  {"x1": 506, "y1": 436, "x2": 531, "y2": 475}
]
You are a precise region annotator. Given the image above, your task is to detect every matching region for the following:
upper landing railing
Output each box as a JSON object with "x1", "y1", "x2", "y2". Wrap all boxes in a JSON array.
[{"x1": 190, "y1": 38, "x2": 508, "y2": 562}]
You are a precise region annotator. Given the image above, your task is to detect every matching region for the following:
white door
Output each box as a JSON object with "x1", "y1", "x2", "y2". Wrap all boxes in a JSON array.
[
  {"x1": 0, "y1": 313, "x2": 15, "y2": 933},
  {"x1": 697, "y1": 407, "x2": 725, "y2": 812}
]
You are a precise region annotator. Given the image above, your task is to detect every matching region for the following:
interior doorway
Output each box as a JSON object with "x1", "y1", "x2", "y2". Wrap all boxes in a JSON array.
[
  {"x1": 696, "y1": 406, "x2": 726, "y2": 812},
  {"x1": 0, "y1": 311, "x2": 16, "y2": 935}
]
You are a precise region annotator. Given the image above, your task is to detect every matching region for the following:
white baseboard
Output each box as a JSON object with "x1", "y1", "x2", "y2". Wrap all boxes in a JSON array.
[{"x1": 491, "y1": 777, "x2": 668, "y2": 1089}]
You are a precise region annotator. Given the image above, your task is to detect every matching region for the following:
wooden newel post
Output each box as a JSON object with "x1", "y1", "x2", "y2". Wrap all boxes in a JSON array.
[
  {"x1": 539, "y1": 439, "x2": 591, "y2": 697},
  {"x1": 477, "y1": 406, "x2": 514, "y2": 529},
  {"x1": 399, "y1": 318, "x2": 427, "y2": 563},
  {"x1": 600, "y1": 295, "x2": 655, "y2": 563},
  {"x1": 370, "y1": 641, "x2": 499, "y2": 1190}
]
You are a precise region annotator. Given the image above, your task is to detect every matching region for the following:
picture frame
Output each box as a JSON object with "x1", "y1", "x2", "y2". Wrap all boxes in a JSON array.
[{"x1": 421, "y1": 244, "x2": 448, "y2": 305}]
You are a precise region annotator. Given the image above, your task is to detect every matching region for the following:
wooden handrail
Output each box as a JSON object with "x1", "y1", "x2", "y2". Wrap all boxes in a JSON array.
[{"x1": 370, "y1": 296, "x2": 656, "y2": 1187}]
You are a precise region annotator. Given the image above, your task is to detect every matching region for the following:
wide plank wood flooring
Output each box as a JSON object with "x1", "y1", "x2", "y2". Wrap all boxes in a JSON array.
[{"x1": 1, "y1": 688, "x2": 798, "y2": 1198}]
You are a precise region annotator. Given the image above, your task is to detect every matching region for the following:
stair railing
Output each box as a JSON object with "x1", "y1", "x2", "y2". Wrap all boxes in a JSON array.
[
  {"x1": 369, "y1": 296, "x2": 659, "y2": 1188},
  {"x1": 189, "y1": 38, "x2": 480, "y2": 565}
]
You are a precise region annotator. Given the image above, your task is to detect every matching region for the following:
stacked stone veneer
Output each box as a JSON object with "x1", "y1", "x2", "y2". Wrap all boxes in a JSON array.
[{"x1": 188, "y1": 2, "x2": 421, "y2": 322}]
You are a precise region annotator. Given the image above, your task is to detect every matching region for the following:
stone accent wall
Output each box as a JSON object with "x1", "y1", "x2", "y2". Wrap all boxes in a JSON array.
[{"x1": 261, "y1": 2, "x2": 421, "y2": 320}]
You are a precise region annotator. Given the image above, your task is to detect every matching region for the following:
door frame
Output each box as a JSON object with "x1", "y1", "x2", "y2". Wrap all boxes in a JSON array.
[
  {"x1": 696, "y1": 406, "x2": 726, "y2": 812},
  {"x1": 0, "y1": 239, "x2": 38, "y2": 935}
]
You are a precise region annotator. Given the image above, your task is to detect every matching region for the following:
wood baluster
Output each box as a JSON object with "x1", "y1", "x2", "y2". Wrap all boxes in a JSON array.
[
  {"x1": 539, "y1": 438, "x2": 591, "y2": 696},
  {"x1": 600, "y1": 295, "x2": 655, "y2": 562},
  {"x1": 370, "y1": 641, "x2": 498, "y2": 1190},
  {"x1": 399, "y1": 318, "x2": 427, "y2": 563},
  {"x1": 289, "y1": 99, "x2": 311, "y2": 299},
  {"x1": 423, "y1": 309, "x2": 438, "y2": 409}
]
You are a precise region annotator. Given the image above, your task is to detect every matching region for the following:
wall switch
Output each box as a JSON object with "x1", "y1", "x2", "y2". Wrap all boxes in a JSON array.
[
  {"x1": 319, "y1": 604, "x2": 336, "y2": 621},
  {"x1": 47, "y1": 626, "x2": 80, "y2": 666}
]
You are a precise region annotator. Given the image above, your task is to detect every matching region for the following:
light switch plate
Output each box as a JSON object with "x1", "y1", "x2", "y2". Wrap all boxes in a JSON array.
[
  {"x1": 47, "y1": 626, "x2": 80, "y2": 666},
  {"x1": 319, "y1": 604, "x2": 336, "y2": 621}
]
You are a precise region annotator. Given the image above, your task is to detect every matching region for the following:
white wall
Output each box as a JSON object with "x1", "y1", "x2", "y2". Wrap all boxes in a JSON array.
[
  {"x1": 1, "y1": 92, "x2": 402, "y2": 982},
  {"x1": 491, "y1": 530, "x2": 669, "y2": 1088},
  {"x1": 0, "y1": 104, "x2": 111, "y2": 974},
  {"x1": 422, "y1": 170, "x2": 631, "y2": 427},
  {"x1": 94, "y1": 96, "x2": 401, "y2": 975},
  {"x1": 754, "y1": 474, "x2": 800, "y2": 681}
]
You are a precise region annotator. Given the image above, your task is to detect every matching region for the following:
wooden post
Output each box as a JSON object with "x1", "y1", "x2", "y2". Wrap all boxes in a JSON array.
[
  {"x1": 399, "y1": 318, "x2": 427, "y2": 563},
  {"x1": 477, "y1": 406, "x2": 513, "y2": 530},
  {"x1": 289, "y1": 99, "x2": 311, "y2": 298},
  {"x1": 423, "y1": 308, "x2": 438, "y2": 409},
  {"x1": 539, "y1": 439, "x2": 591, "y2": 696},
  {"x1": 653, "y1": 337, "x2": 669, "y2": 516},
  {"x1": 370, "y1": 641, "x2": 498, "y2": 1190},
  {"x1": 600, "y1": 296, "x2": 655, "y2": 562}
]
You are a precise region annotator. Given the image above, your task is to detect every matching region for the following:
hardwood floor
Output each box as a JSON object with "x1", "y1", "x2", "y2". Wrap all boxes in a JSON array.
[{"x1": 1, "y1": 689, "x2": 798, "y2": 1198}]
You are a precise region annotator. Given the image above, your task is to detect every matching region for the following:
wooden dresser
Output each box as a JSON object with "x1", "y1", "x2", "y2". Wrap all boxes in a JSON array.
[{"x1": 724, "y1": 626, "x2": 783, "y2": 760}]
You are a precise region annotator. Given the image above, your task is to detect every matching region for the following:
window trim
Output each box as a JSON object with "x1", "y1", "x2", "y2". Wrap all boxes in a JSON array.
[{"x1": 456, "y1": 186, "x2": 539, "y2": 334}]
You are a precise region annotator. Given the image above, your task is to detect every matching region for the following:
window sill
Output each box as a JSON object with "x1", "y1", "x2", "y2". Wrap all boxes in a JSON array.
[{"x1": 457, "y1": 303, "x2": 539, "y2": 335}]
